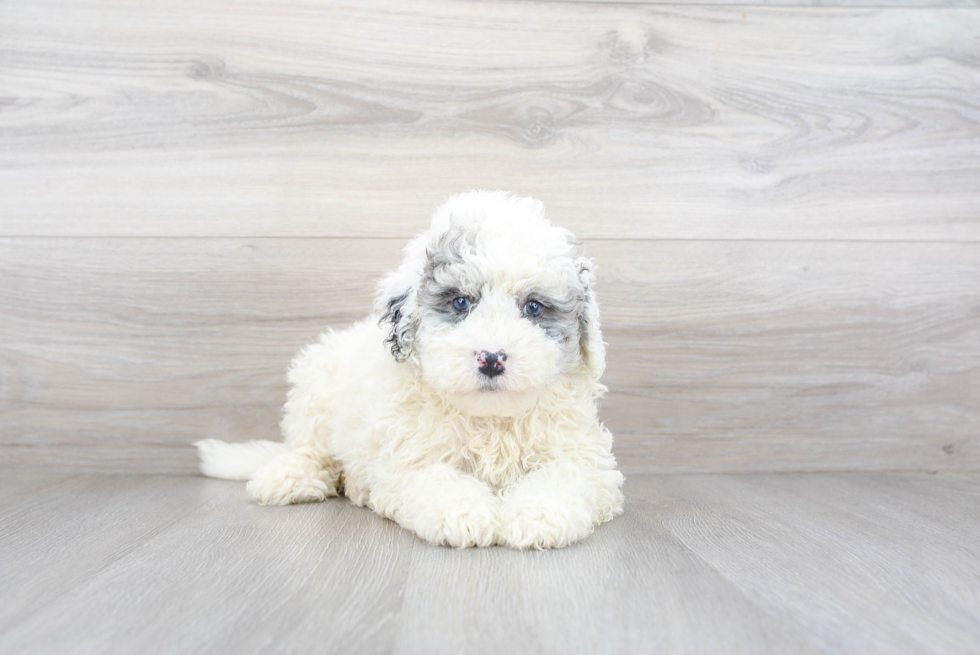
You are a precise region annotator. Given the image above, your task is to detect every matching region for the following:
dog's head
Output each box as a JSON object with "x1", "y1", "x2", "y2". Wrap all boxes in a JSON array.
[
  {"x1": 377, "y1": 191, "x2": 605, "y2": 417},
  {"x1": 377, "y1": 191, "x2": 605, "y2": 416}
]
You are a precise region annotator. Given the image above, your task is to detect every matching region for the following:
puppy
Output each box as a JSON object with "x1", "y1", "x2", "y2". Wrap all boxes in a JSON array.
[{"x1": 197, "y1": 191, "x2": 624, "y2": 549}]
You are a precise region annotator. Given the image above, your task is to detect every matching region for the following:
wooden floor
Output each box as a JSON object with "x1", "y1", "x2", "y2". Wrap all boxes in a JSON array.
[{"x1": 1, "y1": 472, "x2": 978, "y2": 654}]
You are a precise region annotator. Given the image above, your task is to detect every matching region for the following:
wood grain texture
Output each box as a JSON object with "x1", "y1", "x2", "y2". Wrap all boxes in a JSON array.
[
  {"x1": 529, "y1": 0, "x2": 980, "y2": 9},
  {"x1": 0, "y1": 471, "x2": 67, "y2": 502},
  {"x1": 0, "y1": 474, "x2": 218, "y2": 632},
  {"x1": 1, "y1": 0, "x2": 979, "y2": 240},
  {"x1": 2, "y1": 0, "x2": 979, "y2": 474},
  {"x1": 631, "y1": 473, "x2": 980, "y2": 654},
  {"x1": 391, "y1": 505, "x2": 820, "y2": 654},
  {"x1": 543, "y1": 0, "x2": 980, "y2": 6},
  {"x1": 1, "y1": 238, "x2": 977, "y2": 473},
  {"x1": 1, "y1": 473, "x2": 978, "y2": 654},
  {"x1": 599, "y1": 240, "x2": 980, "y2": 472},
  {"x1": 0, "y1": 477, "x2": 414, "y2": 654}
]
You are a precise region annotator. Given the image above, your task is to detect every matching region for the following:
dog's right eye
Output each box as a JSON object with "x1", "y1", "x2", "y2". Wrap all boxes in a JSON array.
[{"x1": 452, "y1": 297, "x2": 471, "y2": 313}]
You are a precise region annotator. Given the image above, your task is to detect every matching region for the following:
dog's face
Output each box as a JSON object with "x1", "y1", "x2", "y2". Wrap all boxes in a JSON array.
[{"x1": 377, "y1": 191, "x2": 604, "y2": 417}]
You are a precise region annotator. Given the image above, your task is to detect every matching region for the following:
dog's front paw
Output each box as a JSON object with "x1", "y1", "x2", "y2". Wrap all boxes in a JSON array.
[
  {"x1": 419, "y1": 501, "x2": 499, "y2": 548},
  {"x1": 497, "y1": 494, "x2": 594, "y2": 550}
]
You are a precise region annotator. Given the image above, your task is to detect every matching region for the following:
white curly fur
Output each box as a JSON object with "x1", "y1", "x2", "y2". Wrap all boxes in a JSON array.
[{"x1": 196, "y1": 190, "x2": 624, "y2": 549}]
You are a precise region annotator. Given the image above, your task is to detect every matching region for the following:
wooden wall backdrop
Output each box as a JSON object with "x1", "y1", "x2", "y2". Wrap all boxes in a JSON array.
[{"x1": 1, "y1": 0, "x2": 978, "y2": 474}]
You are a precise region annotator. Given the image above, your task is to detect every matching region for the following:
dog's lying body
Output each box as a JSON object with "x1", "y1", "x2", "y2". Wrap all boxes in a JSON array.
[{"x1": 197, "y1": 191, "x2": 624, "y2": 549}]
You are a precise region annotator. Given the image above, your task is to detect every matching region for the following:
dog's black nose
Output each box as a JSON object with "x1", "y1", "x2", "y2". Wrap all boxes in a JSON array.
[{"x1": 477, "y1": 350, "x2": 507, "y2": 378}]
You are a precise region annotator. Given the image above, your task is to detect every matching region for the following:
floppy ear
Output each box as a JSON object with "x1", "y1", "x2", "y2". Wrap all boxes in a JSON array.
[
  {"x1": 576, "y1": 257, "x2": 606, "y2": 379},
  {"x1": 376, "y1": 246, "x2": 425, "y2": 363},
  {"x1": 375, "y1": 222, "x2": 465, "y2": 363}
]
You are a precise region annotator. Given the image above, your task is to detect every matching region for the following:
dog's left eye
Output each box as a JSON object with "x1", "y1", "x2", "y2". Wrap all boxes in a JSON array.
[
  {"x1": 452, "y1": 297, "x2": 471, "y2": 313},
  {"x1": 523, "y1": 300, "x2": 544, "y2": 318}
]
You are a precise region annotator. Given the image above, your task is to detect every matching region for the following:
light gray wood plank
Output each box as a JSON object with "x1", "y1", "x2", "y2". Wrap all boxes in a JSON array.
[
  {"x1": 0, "y1": 474, "x2": 221, "y2": 632},
  {"x1": 3, "y1": 473, "x2": 979, "y2": 654},
  {"x1": 727, "y1": 472, "x2": 980, "y2": 557},
  {"x1": 537, "y1": 0, "x2": 980, "y2": 7},
  {"x1": 0, "y1": 237, "x2": 400, "y2": 474},
  {"x1": 635, "y1": 473, "x2": 980, "y2": 654},
  {"x1": 0, "y1": 472, "x2": 72, "y2": 504},
  {"x1": 0, "y1": 471, "x2": 65, "y2": 494},
  {"x1": 1, "y1": 1, "x2": 978, "y2": 240},
  {"x1": 599, "y1": 240, "x2": 980, "y2": 473},
  {"x1": 392, "y1": 500, "x2": 821, "y2": 655},
  {"x1": 2, "y1": 238, "x2": 978, "y2": 473},
  {"x1": 0, "y1": 478, "x2": 413, "y2": 655}
]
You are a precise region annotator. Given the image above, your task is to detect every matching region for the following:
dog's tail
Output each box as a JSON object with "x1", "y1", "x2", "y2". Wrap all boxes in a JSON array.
[{"x1": 194, "y1": 439, "x2": 289, "y2": 480}]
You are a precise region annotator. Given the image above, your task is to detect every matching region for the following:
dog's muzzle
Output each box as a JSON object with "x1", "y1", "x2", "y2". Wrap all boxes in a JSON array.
[{"x1": 477, "y1": 350, "x2": 507, "y2": 379}]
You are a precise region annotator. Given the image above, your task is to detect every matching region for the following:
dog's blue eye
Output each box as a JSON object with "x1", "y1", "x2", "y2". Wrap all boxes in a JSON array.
[
  {"x1": 452, "y1": 297, "x2": 471, "y2": 313},
  {"x1": 523, "y1": 300, "x2": 543, "y2": 318}
]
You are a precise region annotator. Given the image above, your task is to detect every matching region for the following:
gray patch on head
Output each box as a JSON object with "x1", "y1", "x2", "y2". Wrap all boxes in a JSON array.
[
  {"x1": 417, "y1": 226, "x2": 484, "y2": 324},
  {"x1": 426, "y1": 225, "x2": 476, "y2": 271},
  {"x1": 524, "y1": 253, "x2": 597, "y2": 370},
  {"x1": 522, "y1": 287, "x2": 585, "y2": 366},
  {"x1": 379, "y1": 290, "x2": 413, "y2": 362},
  {"x1": 577, "y1": 289, "x2": 595, "y2": 349}
]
